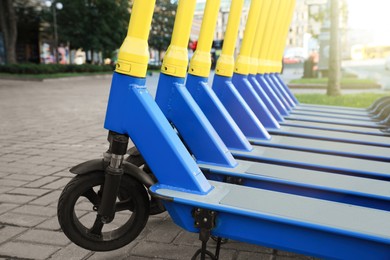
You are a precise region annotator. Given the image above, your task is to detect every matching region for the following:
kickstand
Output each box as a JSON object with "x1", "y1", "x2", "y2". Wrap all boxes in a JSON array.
[{"x1": 191, "y1": 209, "x2": 221, "y2": 260}]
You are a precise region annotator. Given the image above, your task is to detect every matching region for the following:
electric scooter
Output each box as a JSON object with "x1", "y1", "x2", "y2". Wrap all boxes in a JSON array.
[{"x1": 58, "y1": 0, "x2": 390, "y2": 259}]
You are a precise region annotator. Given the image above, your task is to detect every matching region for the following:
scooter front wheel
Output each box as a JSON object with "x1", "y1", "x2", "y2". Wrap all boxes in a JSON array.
[{"x1": 58, "y1": 172, "x2": 149, "y2": 251}]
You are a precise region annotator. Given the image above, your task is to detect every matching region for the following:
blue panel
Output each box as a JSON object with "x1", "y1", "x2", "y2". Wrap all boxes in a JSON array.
[
  {"x1": 232, "y1": 74, "x2": 279, "y2": 130},
  {"x1": 269, "y1": 74, "x2": 295, "y2": 107},
  {"x1": 185, "y1": 74, "x2": 253, "y2": 152},
  {"x1": 212, "y1": 75, "x2": 271, "y2": 140},
  {"x1": 155, "y1": 73, "x2": 237, "y2": 167},
  {"x1": 202, "y1": 168, "x2": 390, "y2": 211},
  {"x1": 264, "y1": 74, "x2": 292, "y2": 111},
  {"x1": 151, "y1": 189, "x2": 390, "y2": 259},
  {"x1": 104, "y1": 72, "x2": 212, "y2": 194},
  {"x1": 256, "y1": 74, "x2": 289, "y2": 116},
  {"x1": 248, "y1": 74, "x2": 284, "y2": 123},
  {"x1": 274, "y1": 73, "x2": 299, "y2": 105}
]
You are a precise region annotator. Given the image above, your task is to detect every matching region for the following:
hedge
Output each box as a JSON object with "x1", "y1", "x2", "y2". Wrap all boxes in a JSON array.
[
  {"x1": 0, "y1": 64, "x2": 114, "y2": 74},
  {"x1": 0, "y1": 63, "x2": 162, "y2": 75}
]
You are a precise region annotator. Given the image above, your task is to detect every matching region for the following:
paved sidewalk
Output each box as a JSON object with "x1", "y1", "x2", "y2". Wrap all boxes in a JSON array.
[{"x1": 0, "y1": 76, "x2": 314, "y2": 260}]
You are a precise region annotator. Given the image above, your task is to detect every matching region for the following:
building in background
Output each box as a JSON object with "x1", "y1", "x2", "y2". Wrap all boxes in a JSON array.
[{"x1": 192, "y1": 0, "x2": 315, "y2": 59}]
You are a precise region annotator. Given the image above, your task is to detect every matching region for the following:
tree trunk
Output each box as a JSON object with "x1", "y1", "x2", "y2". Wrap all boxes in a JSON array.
[
  {"x1": 0, "y1": 0, "x2": 18, "y2": 64},
  {"x1": 327, "y1": 0, "x2": 341, "y2": 96}
]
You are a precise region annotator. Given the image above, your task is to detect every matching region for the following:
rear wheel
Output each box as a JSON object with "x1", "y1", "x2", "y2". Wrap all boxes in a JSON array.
[{"x1": 58, "y1": 172, "x2": 149, "y2": 251}]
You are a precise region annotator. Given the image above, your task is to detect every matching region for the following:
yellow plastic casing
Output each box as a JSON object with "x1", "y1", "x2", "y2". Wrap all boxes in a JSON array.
[
  {"x1": 189, "y1": 0, "x2": 221, "y2": 78},
  {"x1": 267, "y1": 0, "x2": 290, "y2": 73},
  {"x1": 249, "y1": 0, "x2": 272, "y2": 75},
  {"x1": 115, "y1": 0, "x2": 156, "y2": 78},
  {"x1": 272, "y1": 0, "x2": 296, "y2": 73},
  {"x1": 215, "y1": 0, "x2": 245, "y2": 77},
  {"x1": 161, "y1": 0, "x2": 197, "y2": 77},
  {"x1": 234, "y1": 0, "x2": 262, "y2": 75},
  {"x1": 257, "y1": 0, "x2": 281, "y2": 74}
]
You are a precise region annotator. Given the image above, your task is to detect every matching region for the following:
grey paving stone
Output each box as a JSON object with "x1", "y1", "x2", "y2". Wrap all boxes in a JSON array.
[
  {"x1": 145, "y1": 218, "x2": 181, "y2": 244},
  {"x1": 7, "y1": 187, "x2": 51, "y2": 197},
  {"x1": 123, "y1": 256, "x2": 165, "y2": 260},
  {"x1": 0, "y1": 225, "x2": 27, "y2": 244},
  {"x1": 12, "y1": 204, "x2": 57, "y2": 217},
  {"x1": 277, "y1": 249, "x2": 316, "y2": 259},
  {"x1": 43, "y1": 160, "x2": 75, "y2": 168},
  {"x1": 0, "y1": 154, "x2": 26, "y2": 163},
  {"x1": 236, "y1": 251, "x2": 274, "y2": 260},
  {"x1": 0, "y1": 193, "x2": 35, "y2": 204},
  {"x1": 5, "y1": 173, "x2": 42, "y2": 181},
  {"x1": 0, "y1": 179, "x2": 28, "y2": 187},
  {"x1": 131, "y1": 240, "x2": 236, "y2": 260},
  {"x1": 36, "y1": 216, "x2": 61, "y2": 231},
  {"x1": 0, "y1": 203, "x2": 18, "y2": 215},
  {"x1": 0, "y1": 187, "x2": 12, "y2": 194},
  {"x1": 87, "y1": 242, "x2": 138, "y2": 260},
  {"x1": 49, "y1": 243, "x2": 92, "y2": 260},
  {"x1": 25, "y1": 176, "x2": 60, "y2": 188},
  {"x1": 29, "y1": 190, "x2": 62, "y2": 206},
  {"x1": 41, "y1": 177, "x2": 72, "y2": 190},
  {"x1": 223, "y1": 240, "x2": 274, "y2": 254},
  {"x1": 0, "y1": 241, "x2": 60, "y2": 259},
  {"x1": 23, "y1": 155, "x2": 60, "y2": 164},
  {"x1": 53, "y1": 170, "x2": 73, "y2": 177},
  {"x1": 31, "y1": 165, "x2": 67, "y2": 176},
  {"x1": 16, "y1": 229, "x2": 70, "y2": 246},
  {"x1": 0, "y1": 172, "x2": 10, "y2": 178},
  {"x1": 172, "y1": 230, "x2": 199, "y2": 247},
  {"x1": 0, "y1": 212, "x2": 47, "y2": 227}
]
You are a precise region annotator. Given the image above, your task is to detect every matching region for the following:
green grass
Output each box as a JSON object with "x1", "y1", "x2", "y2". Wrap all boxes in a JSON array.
[
  {"x1": 290, "y1": 77, "x2": 378, "y2": 87},
  {"x1": 295, "y1": 92, "x2": 390, "y2": 108},
  {"x1": 0, "y1": 71, "x2": 112, "y2": 80}
]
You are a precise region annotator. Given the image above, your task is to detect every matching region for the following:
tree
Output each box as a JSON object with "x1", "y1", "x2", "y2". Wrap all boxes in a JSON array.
[
  {"x1": 0, "y1": 0, "x2": 17, "y2": 64},
  {"x1": 327, "y1": 0, "x2": 341, "y2": 96},
  {"x1": 148, "y1": 0, "x2": 177, "y2": 63},
  {"x1": 52, "y1": 0, "x2": 130, "y2": 62}
]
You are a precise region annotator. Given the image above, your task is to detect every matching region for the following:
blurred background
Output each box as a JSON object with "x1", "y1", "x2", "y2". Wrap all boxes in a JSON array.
[{"x1": 1, "y1": 0, "x2": 390, "y2": 91}]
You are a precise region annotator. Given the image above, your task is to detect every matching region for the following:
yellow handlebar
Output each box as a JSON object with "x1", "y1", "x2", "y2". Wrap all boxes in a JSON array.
[
  {"x1": 189, "y1": 0, "x2": 221, "y2": 77},
  {"x1": 273, "y1": 0, "x2": 296, "y2": 73},
  {"x1": 215, "y1": 0, "x2": 245, "y2": 77},
  {"x1": 249, "y1": 0, "x2": 272, "y2": 75},
  {"x1": 162, "y1": 0, "x2": 197, "y2": 77},
  {"x1": 235, "y1": 0, "x2": 262, "y2": 75},
  {"x1": 257, "y1": 0, "x2": 281, "y2": 74},
  {"x1": 115, "y1": 0, "x2": 156, "y2": 78}
]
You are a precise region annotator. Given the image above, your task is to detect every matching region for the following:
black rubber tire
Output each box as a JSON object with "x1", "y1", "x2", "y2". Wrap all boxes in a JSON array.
[
  {"x1": 58, "y1": 172, "x2": 149, "y2": 251},
  {"x1": 126, "y1": 147, "x2": 166, "y2": 215}
]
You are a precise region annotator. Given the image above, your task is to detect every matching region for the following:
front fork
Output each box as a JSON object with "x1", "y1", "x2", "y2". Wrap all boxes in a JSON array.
[{"x1": 98, "y1": 131, "x2": 129, "y2": 223}]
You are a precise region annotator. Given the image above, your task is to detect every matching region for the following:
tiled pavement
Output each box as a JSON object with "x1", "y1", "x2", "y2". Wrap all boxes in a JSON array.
[{"x1": 0, "y1": 75, "x2": 314, "y2": 260}]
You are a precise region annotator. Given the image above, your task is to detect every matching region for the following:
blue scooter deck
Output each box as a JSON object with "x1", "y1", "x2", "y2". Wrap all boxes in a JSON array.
[
  {"x1": 269, "y1": 125, "x2": 390, "y2": 147},
  {"x1": 231, "y1": 146, "x2": 390, "y2": 180},
  {"x1": 290, "y1": 110, "x2": 375, "y2": 121},
  {"x1": 151, "y1": 181, "x2": 390, "y2": 259},
  {"x1": 284, "y1": 114, "x2": 385, "y2": 128},
  {"x1": 199, "y1": 159, "x2": 390, "y2": 209},
  {"x1": 279, "y1": 121, "x2": 389, "y2": 136},
  {"x1": 291, "y1": 106, "x2": 370, "y2": 117},
  {"x1": 249, "y1": 135, "x2": 390, "y2": 161}
]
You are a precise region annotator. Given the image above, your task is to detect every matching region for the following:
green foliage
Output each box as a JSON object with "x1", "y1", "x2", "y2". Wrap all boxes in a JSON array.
[
  {"x1": 45, "y1": 0, "x2": 130, "y2": 57},
  {"x1": 148, "y1": 0, "x2": 177, "y2": 53},
  {"x1": 295, "y1": 92, "x2": 390, "y2": 108},
  {"x1": 0, "y1": 64, "x2": 113, "y2": 74}
]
